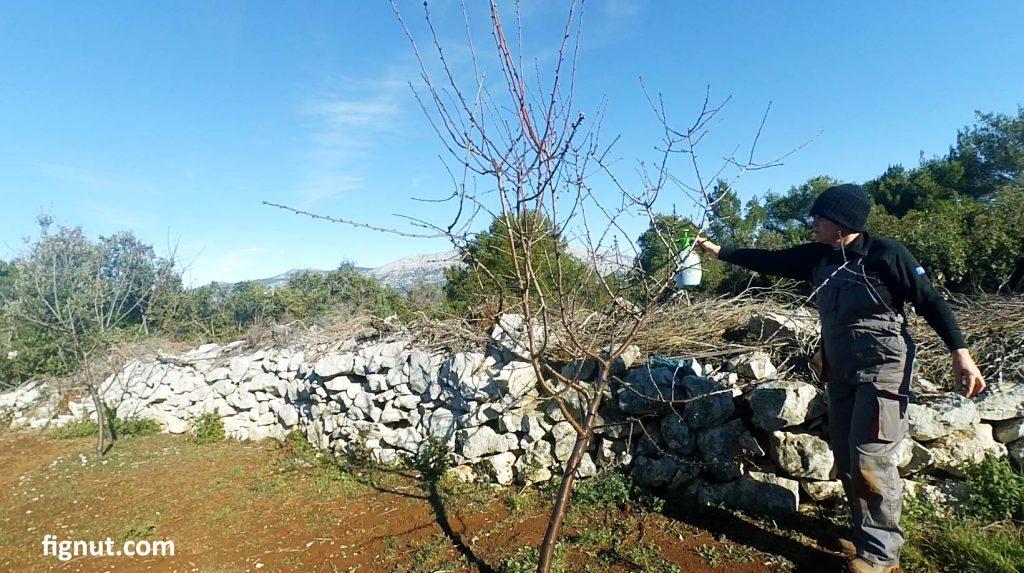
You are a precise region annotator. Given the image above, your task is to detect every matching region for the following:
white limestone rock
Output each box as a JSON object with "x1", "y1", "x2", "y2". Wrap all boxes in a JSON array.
[
  {"x1": 908, "y1": 393, "x2": 980, "y2": 441},
  {"x1": 768, "y1": 431, "x2": 834, "y2": 481},
  {"x1": 973, "y1": 383, "x2": 1024, "y2": 421},
  {"x1": 745, "y1": 380, "x2": 827, "y2": 431},
  {"x1": 313, "y1": 354, "x2": 356, "y2": 379},
  {"x1": 929, "y1": 423, "x2": 1007, "y2": 477}
]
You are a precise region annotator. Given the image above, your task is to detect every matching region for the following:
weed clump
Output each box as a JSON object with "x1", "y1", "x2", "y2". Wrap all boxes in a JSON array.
[
  {"x1": 53, "y1": 412, "x2": 160, "y2": 440},
  {"x1": 190, "y1": 413, "x2": 225, "y2": 444},
  {"x1": 572, "y1": 471, "x2": 665, "y2": 513}
]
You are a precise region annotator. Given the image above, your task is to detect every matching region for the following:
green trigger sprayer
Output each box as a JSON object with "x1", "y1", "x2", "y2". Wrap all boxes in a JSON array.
[{"x1": 675, "y1": 230, "x2": 703, "y2": 287}]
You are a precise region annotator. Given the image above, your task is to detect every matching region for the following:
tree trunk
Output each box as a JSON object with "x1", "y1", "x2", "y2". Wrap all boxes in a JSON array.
[
  {"x1": 88, "y1": 384, "x2": 107, "y2": 456},
  {"x1": 536, "y1": 421, "x2": 592, "y2": 573},
  {"x1": 537, "y1": 365, "x2": 618, "y2": 572}
]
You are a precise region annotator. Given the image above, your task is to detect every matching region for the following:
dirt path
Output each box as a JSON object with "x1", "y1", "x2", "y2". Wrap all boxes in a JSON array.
[{"x1": 0, "y1": 431, "x2": 844, "y2": 572}]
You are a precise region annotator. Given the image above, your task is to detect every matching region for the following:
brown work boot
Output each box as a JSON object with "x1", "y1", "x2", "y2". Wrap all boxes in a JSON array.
[
  {"x1": 846, "y1": 556, "x2": 902, "y2": 573},
  {"x1": 835, "y1": 536, "x2": 856, "y2": 556}
]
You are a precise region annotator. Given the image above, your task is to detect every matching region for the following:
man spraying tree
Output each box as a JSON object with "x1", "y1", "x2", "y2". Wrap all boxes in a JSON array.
[{"x1": 695, "y1": 183, "x2": 985, "y2": 573}]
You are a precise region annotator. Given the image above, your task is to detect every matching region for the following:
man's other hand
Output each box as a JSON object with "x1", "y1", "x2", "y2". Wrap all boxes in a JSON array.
[{"x1": 952, "y1": 349, "x2": 986, "y2": 398}]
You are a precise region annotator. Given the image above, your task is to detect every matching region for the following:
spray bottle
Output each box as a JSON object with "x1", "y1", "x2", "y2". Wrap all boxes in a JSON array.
[{"x1": 674, "y1": 230, "x2": 703, "y2": 288}]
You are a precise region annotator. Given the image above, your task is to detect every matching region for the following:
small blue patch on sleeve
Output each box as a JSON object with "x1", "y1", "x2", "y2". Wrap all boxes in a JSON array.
[{"x1": 914, "y1": 266, "x2": 926, "y2": 276}]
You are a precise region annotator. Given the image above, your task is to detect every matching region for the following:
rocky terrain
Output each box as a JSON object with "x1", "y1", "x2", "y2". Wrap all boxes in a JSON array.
[{"x1": 3, "y1": 309, "x2": 1021, "y2": 519}]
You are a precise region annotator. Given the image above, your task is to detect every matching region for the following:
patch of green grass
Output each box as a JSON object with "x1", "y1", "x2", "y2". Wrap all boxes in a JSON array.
[
  {"x1": 695, "y1": 543, "x2": 719, "y2": 565},
  {"x1": 570, "y1": 523, "x2": 615, "y2": 548},
  {"x1": 280, "y1": 430, "x2": 318, "y2": 464},
  {"x1": 612, "y1": 540, "x2": 680, "y2": 573},
  {"x1": 190, "y1": 413, "x2": 225, "y2": 444},
  {"x1": 500, "y1": 545, "x2": 565, "y2": 573},
  {"x1": 51, "y1": 414, "x2": 161, "y2": 440},
  {"x1": 572, "y1": 471, "x2": 664, "y2": 513},
  {"x1": 310, "y1": 464, "x2": 365, "y2": 497},
  {"x1": 248, "y1": 473, "x2": 289, "y2": 495},
  {"x1": 374, "y1": 534, "x2": 399, "y2": 566},
  {"x1": 903, "y1": 516, "x2": 1024, "y2": 572},
  {"x1": 432, "y1": 471, "x2": 499, "y2": 511},
  {"x1": 901, "y1": 459, "x2": 1024, "y2": 573},
  {"x1": 408, "y1": 534, "x2": 457, "y2": 573},
  {"x1": 203, "y1": 505, "x2": 239, "y2": 526},
  {"x1": 274, "y1": 430, "x2": 372, "y2": 498},
  {"x1": 501, "y1": 484, "x2": 552, "y2": 514},
  {"x1": 52, "y1": 418, "x2": 100, "y2": 438}
]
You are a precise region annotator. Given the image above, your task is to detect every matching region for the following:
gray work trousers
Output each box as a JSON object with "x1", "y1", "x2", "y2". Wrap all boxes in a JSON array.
[
  {"x1": 828, "y1": 360, "x2": 911, "y2": 567},
  {"x1": 816, "y1": 260, "x2": 913, "y2": 567}
]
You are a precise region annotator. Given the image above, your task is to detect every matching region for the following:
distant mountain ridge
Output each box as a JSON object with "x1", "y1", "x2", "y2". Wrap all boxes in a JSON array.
[
  {"x1": 366, "y1": 251, "x2": 461, "y2": 292},
  {"x1": 237, "y1": 246, "x2": 632, "y2": 292},
  {"x1": 252, "y1": 267, "x2": 371, "y2": 289}
]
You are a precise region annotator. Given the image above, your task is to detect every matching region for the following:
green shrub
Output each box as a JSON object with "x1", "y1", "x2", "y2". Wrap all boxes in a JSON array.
[
  {"x1": 414, "y1": 438, "x2": 451, "y2": 484},
  {"x1": 901, "y1": 457, "x2": 1024, "y2": 572},
  {"x1": 190, "y1": 413, "x2": 225, "y2": 445},
  {"x1": 963, "y1": 456, "x2": 1024, "y2": 522},
  {"x1": 409, "y1": 534, "x2": 459, "y2": 573},
  {"x1": 572, "y1": 471, "x2": 665, "y2": 513},
  {"x1": 52, "y1": 419, "x2": 100, "y2": 439},
  {"x1": 573, "y1": 471, "x2": 633, "y2": 510},
  {"x1": 112, "y1": 416, "x2": 160, "y2": 438}
]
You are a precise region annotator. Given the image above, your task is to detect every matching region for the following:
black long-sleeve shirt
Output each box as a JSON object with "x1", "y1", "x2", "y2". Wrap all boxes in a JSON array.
[{"x1": 719, "y1": 232, "x2": 967, "y2": 351}]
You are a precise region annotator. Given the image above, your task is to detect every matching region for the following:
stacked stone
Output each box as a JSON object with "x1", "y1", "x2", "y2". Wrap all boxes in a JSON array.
[
  {"x1": 94, "y1": 342, "x2": 304, "y2": 441},
  {"x1": 607, "y1": 312, "x2": 1021, "y2": 517},
  {"x1": 2, "y1": 308, "x2": 1020, "y2": 520},
  {"x1": 607, "y1": 348, "x2": 830, "y2": 515},
  {"x1": 0, "y1": 379, "x2": 52, "y2": 428}
]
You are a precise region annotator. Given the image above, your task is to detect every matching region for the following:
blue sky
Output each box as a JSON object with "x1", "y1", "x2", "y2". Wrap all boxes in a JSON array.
[{"x1": 2, "y1": 1, "x2": 1022, "y2": 285}]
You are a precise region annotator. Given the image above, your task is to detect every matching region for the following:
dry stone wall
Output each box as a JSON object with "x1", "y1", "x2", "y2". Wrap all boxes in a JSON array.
[{"x1": 3, "y1": 312, "x2": 1023, "y2": 517}]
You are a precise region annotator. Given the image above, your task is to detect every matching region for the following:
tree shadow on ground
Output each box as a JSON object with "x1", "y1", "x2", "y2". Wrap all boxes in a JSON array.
[
  {"x1": 347, "y1": 465, "x2": 497, "y2": 573},
  {"x1": 665, "y1": 503, "x2": 848, "y2": 572},
  {"x1": 423, "y1": 477, "x2": 497, "y2": 573}
]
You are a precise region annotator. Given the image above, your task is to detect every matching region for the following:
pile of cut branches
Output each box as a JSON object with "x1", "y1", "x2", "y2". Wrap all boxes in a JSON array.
[{"x1": 911, "y1": 293, "x2": 1024, "y2": 387}]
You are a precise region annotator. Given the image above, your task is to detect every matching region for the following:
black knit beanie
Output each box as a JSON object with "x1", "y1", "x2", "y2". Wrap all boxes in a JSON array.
[{"x1": 809, "y1": 183, "x2": 871, "y2": 232}]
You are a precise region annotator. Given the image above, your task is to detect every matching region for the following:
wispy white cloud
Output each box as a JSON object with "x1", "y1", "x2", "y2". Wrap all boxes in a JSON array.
[
  {"x1": 295, "y1": 70, "x2": 410, "y2": 208},
  {"x1": 312, "y1": 98, "x2": 401, "y2": 131},
  {"x1": 603, "y1": 0, "x2": 644, "y2": 19}
]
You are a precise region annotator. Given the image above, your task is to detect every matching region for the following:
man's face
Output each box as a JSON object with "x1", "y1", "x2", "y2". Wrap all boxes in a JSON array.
[{"x1": 811, "y1": 215, "x2": 845, "y2": 246}]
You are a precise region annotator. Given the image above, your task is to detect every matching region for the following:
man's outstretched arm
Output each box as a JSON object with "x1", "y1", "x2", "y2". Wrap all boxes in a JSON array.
[{"x1": 696, "y1": 237, "x2": 821, "y2": 282}]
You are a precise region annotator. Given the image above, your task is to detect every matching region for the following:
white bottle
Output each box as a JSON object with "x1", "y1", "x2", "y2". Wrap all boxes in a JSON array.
[{"x1": 674, "y1": 233, "x2": 703, "y2": 288}]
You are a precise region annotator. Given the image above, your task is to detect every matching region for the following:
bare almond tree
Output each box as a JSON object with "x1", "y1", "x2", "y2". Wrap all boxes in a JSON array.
[{"x1": 267, "y1": 2, "x2": 796, "y2": 570}]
